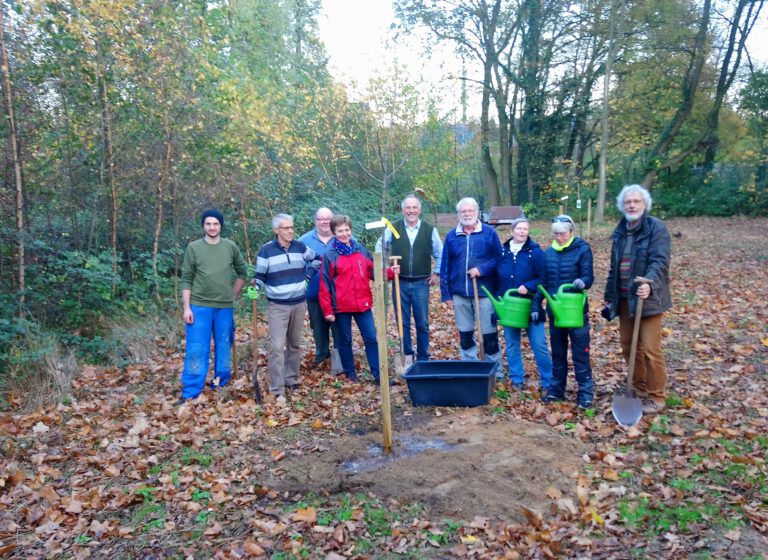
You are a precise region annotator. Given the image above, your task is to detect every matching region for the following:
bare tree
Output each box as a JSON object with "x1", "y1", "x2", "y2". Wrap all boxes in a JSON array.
[{"x1": 0, "y1": 6, "x2": 25, "y2": 317}]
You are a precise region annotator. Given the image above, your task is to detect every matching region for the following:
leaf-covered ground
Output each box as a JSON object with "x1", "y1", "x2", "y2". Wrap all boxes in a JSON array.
[{"x1": 1, "y1": 217, "x2": 767, "y2": 559}]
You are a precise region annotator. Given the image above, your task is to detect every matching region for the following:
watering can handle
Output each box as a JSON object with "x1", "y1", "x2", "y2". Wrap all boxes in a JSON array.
[{"x1": 503, "y1": 288, "x2": 521, "y2": 297}]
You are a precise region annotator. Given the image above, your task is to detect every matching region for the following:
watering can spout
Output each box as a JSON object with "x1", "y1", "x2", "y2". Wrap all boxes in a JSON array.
[
  {"x1": 480, "y1": 286, "x2": 502, "y2": 313},
  {"x1": 537, "y1": 285, "x2": 558, "y2": 314}
]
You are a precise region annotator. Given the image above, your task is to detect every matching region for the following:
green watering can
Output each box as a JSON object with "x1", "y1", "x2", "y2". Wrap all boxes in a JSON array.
[
  {"x1": 481, "y1": 286, "x2": 531, "y2": 328},
  {"x1": 537, "y1": 283, "x2": 587, "y2": 328}
]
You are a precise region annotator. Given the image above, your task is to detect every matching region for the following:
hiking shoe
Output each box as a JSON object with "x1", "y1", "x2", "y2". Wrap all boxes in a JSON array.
[
  {"x1": 275, "y1": 395, "x2": 288, "y2": 407},
  {"x1": 175, "y1": 397, "x2": 193, "y2": 407},
  {"x1": 642, "y1": 399, "x2": 665, "y2": 415},
  {"x1": 286, "y1": 384, "x2": 299, "y2": 392},
  {"x1": 541, "y1": 392, "x2": 565, "y2": 403},
  {"x1": 577, "y1": 400, "x2": 593, "y2": 410}
]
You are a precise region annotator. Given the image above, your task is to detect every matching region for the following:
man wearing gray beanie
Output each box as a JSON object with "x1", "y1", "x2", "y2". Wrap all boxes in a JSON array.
[{"x1": 178, "y1": 209, "x2": 247, "y2": 404}]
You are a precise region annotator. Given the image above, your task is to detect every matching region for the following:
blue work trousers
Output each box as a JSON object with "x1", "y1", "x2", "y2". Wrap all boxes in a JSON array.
[
  {"x1": 335, "y1": 310, "x2": 379, "y2": 381},
  {"x1": 181, "y1": 305, "x2": 234, "y2": 399}
]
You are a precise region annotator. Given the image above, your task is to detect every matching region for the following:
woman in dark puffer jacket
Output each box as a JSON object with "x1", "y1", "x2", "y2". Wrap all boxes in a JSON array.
[{"x1": 536, "y1": 215, "x2": 594, "y2": 408}]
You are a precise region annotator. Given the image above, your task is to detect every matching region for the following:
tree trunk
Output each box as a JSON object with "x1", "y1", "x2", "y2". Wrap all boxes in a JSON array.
[
  {"x1": 99, "y1": 68, "x2": 119, "y2": 295},
  {"x1": 152, "y1": 108, "x2": 173, "y2": 302},
  {"x1": 641, "y1": 0, "x2": 711, "y2": 186},
  {"x1": 597, "y1": 0, "x2": 622, "y2": 222},
  {"x1": 701, "y1": 0, "x2": 762, "y2": 174},
  {"x1": 0, "y1": 7, "x2": 26, "y2": 317},
  {"x1": 480, "y1": 63, "x2": 499, "y2": 206}
]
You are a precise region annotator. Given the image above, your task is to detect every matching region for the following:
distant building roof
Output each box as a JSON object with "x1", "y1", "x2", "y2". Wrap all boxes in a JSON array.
[{"x1": 485, "y1": 206, "x2": 524, "y2": 225}]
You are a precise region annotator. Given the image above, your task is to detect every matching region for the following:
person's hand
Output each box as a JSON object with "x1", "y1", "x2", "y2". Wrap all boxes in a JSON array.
[
  {"x1": 429, "y1": 273, "x2": 440, "y2": 286},
  {"x1": 530, "y1": 311, "x2": 539, "y2": 324},
  {"x1": 467, "y1": 267, "x2": 481, "y2": 278},
  {"x1": 442, "y1": 300, "x2": 454, "y2": 310},
  {"x1": 636, "y1": 282, "x2": 651, "y2": 299},
  {"x1": 517, "y1": 285, "x2": 528, "y2": 295},
  {"x1": 325, "y1": 314, "x2": 335, "y2": 322},
  {"x1": 390, "y1": 265, "x2": 401, "y2": 276},
  {"x1": 572, "y1": 278, "x2": 585, "y2": 290},
  {"x1": 183, "y1": 307, "x2": 194, "y2": 325}
]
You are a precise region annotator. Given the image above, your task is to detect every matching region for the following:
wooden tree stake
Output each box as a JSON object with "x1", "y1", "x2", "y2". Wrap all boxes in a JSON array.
[{"x1": 374, "y1": 252, "x2": 393, "y2": 453}]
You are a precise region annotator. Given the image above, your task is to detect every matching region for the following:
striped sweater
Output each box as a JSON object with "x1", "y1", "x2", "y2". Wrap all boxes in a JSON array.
[{"x1": 254, "y1": 239, "x2": 317, "y2": 305}]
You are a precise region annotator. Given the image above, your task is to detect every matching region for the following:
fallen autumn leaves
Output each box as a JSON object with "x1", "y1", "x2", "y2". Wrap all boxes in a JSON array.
[{"x1": 1, "y1": 217, "x2": 767, "y2": 559}]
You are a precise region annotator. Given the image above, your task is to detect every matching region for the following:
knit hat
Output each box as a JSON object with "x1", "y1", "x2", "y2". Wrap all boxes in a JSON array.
[{"x1": 201, "y1": 208, "x2": 224, "y2": 228}]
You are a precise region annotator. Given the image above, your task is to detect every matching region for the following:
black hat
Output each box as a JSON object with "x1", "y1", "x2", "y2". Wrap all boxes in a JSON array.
[{"x1": 201, "y1": 208, "x2": 224, "y2": 227}]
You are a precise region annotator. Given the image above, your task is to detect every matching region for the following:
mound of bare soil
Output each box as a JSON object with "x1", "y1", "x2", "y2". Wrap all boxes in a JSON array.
[{"x1": 268, "y1": 407, "x2": 587, "y2": 521}]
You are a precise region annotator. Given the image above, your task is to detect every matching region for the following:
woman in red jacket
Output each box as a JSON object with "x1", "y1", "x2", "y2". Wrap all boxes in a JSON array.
[{"x1": 319, "y1": 216, "x2": 380, "y2": 383}]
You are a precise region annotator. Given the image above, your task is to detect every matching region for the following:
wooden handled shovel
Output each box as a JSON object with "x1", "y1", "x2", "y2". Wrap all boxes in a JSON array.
[
  {"x1": 246, "y1": 286, "x2": 263, "y2": 404},
  {"x1": 389, "y1": 256, "x2": 409, "y2": 375},
  {"x1": 612, "y1": 276, "x2": 651, "y2": 427},
  {"x1": 471, "y1": 276, "x2": 486, "y2": 360}
]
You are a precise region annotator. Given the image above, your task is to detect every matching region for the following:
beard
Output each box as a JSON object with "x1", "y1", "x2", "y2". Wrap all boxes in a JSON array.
[{"x1": 460, "y1": 215, "x2": 477, "y2": 227}]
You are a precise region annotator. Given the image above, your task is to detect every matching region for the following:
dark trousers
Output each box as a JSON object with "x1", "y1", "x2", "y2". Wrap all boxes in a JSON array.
[
  {"x1": 392, "y1": 278, "x2": 431, "y2": 360},
  {"x1": 307, "y1": 298, "x2": 339, "y2": 363},
  {"x1": 548, "y1": 310, "x2": 594, "y2": 403}
]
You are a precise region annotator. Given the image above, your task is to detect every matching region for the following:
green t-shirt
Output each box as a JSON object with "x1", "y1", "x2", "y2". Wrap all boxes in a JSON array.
[{"x1": 180, "y1": 238, "x2": 247, "y2": 308}]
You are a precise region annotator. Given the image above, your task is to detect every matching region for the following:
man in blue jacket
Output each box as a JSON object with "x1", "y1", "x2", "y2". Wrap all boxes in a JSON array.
[{"x1": 440, "y1": 197, "x2": 502, "y2": 363}]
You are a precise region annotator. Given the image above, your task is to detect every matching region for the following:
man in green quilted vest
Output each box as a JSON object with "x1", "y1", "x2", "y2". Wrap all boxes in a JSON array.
[{"x1": 376, "y1": 195, "x2": 443, "y2": 362}]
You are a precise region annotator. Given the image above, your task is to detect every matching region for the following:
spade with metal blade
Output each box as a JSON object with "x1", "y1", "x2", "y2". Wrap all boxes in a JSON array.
[{"x1": 612, "y1": 276, "x2": 650, "y2": 427}]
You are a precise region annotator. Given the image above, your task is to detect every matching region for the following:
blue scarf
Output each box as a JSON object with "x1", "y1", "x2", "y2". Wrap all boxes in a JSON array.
[{"x1": 332, "y1": 238, "x2": 355, "y2": 256}]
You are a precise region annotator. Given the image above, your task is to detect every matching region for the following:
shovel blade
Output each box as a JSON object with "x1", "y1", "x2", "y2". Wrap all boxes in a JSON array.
[
  {"x1": 330, "y1": 348, "x2": 343, "y2": 375},
  {"x1": 612, "y1": 392, "x2": 643, "y2": 427},
  {"x1": 394, "y1": 354, "x2": 414, "y2": 377}
]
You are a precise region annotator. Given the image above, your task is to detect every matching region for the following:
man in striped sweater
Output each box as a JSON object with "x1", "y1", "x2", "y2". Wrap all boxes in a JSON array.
[{"x1": 254, "y1": 213, "x2": 318, "y2": 401}]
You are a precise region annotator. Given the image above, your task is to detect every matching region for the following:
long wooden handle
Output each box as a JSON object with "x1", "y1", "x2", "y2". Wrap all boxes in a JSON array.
[
  {"x1": 626, "y1": 276, "x2": 650, "y2": 389},
  {"x1": 472, "y1": 276, "x2": 485, "y2": 360},
  {"x1": 389, "y1": 256, "x2": 404, "y2": 344}
]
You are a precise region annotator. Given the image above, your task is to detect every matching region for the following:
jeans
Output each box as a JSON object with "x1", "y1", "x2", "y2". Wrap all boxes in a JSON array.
[
  {"x1": 181, "y1": 305, "x2": 234, "y2": 399},
  {"x1": 619, "y1": 299, "x2": 667, "y2": 402},
  {"x1": 503, "y1": 322, "x2": 553, "y2": 389},
  {"x1": 267, "y1": 301, "x2": 306, "y2": 395},
  {"x1": 335, "y1": 310, "x2": 379, "y2": 381},
  {"x1": 452, "y1": 295, "x2": 501, "y2": 363},
  {"x1": 393, "y1": 278, "x2": 430, "y2": 360},
  {"x1": 548, "y1": 310, "x2": 593, "y2": 404},
  {"x1": 307, "y1": 298, "x2": 339, "y2": 363}
]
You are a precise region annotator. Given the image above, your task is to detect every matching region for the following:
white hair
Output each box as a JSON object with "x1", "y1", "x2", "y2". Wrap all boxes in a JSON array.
[
  {"x1": 401, "y1": 195, "x2": 421, "y2": 210},
  {"x1": 616, "y1": 184, "x2": 652, "y2": 213},
  {"x1": 551, "y1": 215, "x2": 575, "y2": 234},
  {"x1": 456, "y1": 197, "x2": 479, "y2": 213},
  {"x1": 272, "y1": 213, "x2": 293, "y2": 229}
]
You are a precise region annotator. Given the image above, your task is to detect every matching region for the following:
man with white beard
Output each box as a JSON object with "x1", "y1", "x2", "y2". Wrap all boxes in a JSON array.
[
  {"x1": 440, "y1": 197, "x2": 503, "y2": 363},
  {"x1": 603, "y1": 184, "x2": 672, "y2": 415}
]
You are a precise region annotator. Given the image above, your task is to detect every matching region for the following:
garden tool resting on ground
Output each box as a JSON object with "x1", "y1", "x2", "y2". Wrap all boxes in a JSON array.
[
  {"x1": 472, "y1": 276, "x2": 486, "y2": 360},
  {"x1": 247, "y1": 286, "x2": 263, "y2": 404},
  {"x1": 611, "y1": 276, "x2": 651, "y2": 427},
  {"x1": 390, "y1": 255, "x2": 412, "y2": 375}
]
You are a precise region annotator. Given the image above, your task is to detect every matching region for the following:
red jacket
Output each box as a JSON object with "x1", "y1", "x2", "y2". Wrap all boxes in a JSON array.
[{"x1": 319, "y1": 243, "x2": 375, "y2": 316}]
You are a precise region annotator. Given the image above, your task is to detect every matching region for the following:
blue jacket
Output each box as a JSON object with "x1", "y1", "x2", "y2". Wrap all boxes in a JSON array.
[
  {"x1": 535, "y1": 236, "x2": 594, "y2": 310},
  {"x1": 440, "y1": 223, "x2": 501, "y2": 301},
  {"x1": 496, "y1": 236, "x2": 545, "y2": 316}
]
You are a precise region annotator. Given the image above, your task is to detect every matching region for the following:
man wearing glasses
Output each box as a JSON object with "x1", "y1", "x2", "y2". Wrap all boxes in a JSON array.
[
  {"x1": 299, "y1": 208, "x2": 340, "y2": 367},
  {"x1": 254, "y1": 214, "x2": 318, "y2": 402}
]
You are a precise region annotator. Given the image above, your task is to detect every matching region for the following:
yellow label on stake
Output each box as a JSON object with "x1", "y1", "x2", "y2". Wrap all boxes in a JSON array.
[{"x1": 381, "y1": 217, "x2": 400, "y2": 239}]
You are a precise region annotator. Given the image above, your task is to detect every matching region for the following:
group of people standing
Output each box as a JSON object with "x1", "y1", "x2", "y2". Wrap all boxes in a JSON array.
[{"x1": 178, "y1": 184, "x2": 671, "y2": 415}]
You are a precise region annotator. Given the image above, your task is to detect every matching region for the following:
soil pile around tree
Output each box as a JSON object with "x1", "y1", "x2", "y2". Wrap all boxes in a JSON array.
[{"x1": 268, "y1": 407, "x2": 587, "y2": 521}]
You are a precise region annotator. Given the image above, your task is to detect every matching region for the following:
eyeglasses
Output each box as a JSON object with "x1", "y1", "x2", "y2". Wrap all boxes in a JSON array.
[
  {"x1": 315, "y1": 218, "x2": 331, "y2": 222},
  {"x1": 552, "y1": 216, "x2": 574, "y2": 225},
  {"x1": 278, "y1": 226, "x2": 294, "y2": 230}
]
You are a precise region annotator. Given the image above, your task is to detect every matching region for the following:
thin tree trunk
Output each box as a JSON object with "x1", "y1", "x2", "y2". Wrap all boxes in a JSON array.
[
  {"x1": 0, "y1": 7, "x2": 25, "y2": 317},
  {"x1": 99, "y1": 68, "x2": 119, "y2": 295},
  {"x1": 642, "y1": 0, "x2": 711, "y2": 187},
  {"x1": 597, "y1": 0, "x2": 622, "y2": 221},
  {"x1": 152, "y1": 110, "x2": 173, "y2": 302}
]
